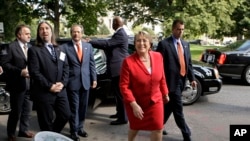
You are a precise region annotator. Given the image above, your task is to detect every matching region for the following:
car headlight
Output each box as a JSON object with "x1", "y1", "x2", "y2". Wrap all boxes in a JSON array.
[{"x1": 213, "y1": 68, "x2": 220, "y2": 79}]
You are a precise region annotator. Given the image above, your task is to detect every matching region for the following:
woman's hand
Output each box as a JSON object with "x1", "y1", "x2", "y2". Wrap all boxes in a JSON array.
[{"x1": 130, "y1": 101, "x2": 144, "y2": 120}]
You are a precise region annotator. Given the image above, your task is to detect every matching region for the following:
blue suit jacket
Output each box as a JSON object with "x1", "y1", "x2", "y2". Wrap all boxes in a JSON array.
[
  {"x1": 89, "y1": 28, "x2": 129, "y2": 77},
  {"x1": 62, "y1": 41, "x2": 97, "y2": 90},
  {"x1": 156, "y1": 36, "x2": 195, "y2": 92}
]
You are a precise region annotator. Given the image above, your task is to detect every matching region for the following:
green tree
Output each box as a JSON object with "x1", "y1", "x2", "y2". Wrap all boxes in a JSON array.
[
  {"x1": 109, "y1": 0, "x2": 241, "y2": 39},
  {"x1": 230, "y1": 0, "x2": 250, "y2": 39},
  {"x1": 26, "y1": 0, "x2": 109, "y2": 37},
  {"x1": 0, "y1": 0, "x2": 33, "y2": 41},
  {"x1": 98, "y1": 24, "x2": 110, "y2": 35},
  {"x1": 0, "y1": 0, "x2": 110, "y2": 40},
  {"x1": 1, "y1": 0, "x2": 247, "y2": 41},
  {"x1": 132, "y1": 26, "x2": 155, "y2": 36},
  {"x1": 66, "y1": 0, "x2": 109, "y2": 36}
]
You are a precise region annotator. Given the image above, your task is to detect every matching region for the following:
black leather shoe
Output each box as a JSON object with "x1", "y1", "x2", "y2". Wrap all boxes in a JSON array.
[
  {"x1": 8, "y1": 135, "x2": 16, "y2": 141},
  {"x1": 183, "y1": 135, "x2": 192, "y2": 141},
  {"x1": 109, "y1": 114, "x2": 118, "y2": 118},
  {"x1": 110, "y1": 120, "x2": 128, "y2": 125},
  {"x1": 70, "y1": 133, "x2": 80, "y2": 141},
  {"x1": 78, "y1": 130, "x2": 88, "y2": 137},
  {"x1": 162, "y1": 130, "x2": 168, "y2": 135},
  {"x1": 18, "y1": 131, "x2": 34, "y2": 138}
]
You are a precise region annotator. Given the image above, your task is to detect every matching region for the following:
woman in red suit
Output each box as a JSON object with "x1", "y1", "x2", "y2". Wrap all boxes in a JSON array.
[{"x1": 120, "y1": 31, "x2": 169, "y2": 141}]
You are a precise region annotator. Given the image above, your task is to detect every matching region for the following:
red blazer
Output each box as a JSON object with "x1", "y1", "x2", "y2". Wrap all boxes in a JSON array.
[{"x1": 120, "y1": 51, "x2": 168, "y2": 108}]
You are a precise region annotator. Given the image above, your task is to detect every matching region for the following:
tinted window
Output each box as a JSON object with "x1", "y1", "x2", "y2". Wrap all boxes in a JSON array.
[
  {"x1": 236, "y1": 40, "x2": 250, "y2": 51},
  {"x1": 0, "y1": 43, "x2": 8, "y2": 56}
]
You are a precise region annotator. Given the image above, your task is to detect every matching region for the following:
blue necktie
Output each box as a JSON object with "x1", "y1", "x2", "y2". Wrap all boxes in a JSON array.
[{"x1": 48, "y1": 44, "x2": 56, "y2": 61}]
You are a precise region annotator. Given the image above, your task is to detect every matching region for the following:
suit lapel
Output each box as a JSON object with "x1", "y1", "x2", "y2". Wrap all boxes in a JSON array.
[
  {"x1": 134, "y1": 53, "x2": 150, "y2": 75},
  {"x1": 41, "y1": 45, "x2": 55, "y2": 61},
  {"x1": 55, "y1": 46, "x2": 61, "y2": 61},
  {"x1": 167, "y1": 38, "x2": 179, "y2": 63},
  {"x1": 149, "y1": 51, "x2": 155, "y2": 75},
  {"x1": 14, "y1": 41, "x2": 26, "y2": 61},
  {"x1": 181, "y1": 41, "x2": 189, "y2": 68},
  {"x1": 81, "y1": 41, "x2": 87, "y2": 63},
  {"x1": 68, "y1": 41, "x2": 80, "y2": 63}
]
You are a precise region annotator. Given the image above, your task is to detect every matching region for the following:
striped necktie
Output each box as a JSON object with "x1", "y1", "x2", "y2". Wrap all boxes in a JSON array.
[{"x1": 48, "y1": 44, "x2": 56, "y2": 61}]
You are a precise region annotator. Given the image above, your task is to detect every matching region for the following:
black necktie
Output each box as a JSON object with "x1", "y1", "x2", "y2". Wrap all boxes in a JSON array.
[{"x1": 48, "y1": 44, "x2": 56, "y2": 61}]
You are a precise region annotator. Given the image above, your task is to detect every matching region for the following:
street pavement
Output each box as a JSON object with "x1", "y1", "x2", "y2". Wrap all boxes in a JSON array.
[
  {"x1": 0, "y1": 103, "x2": 184, "y2": 141},
  {"x1": 3, "y1": 82, "x2": 249, "y2": 141},
  {"x1": 1, "y1": 80, "x2": 250, "y2": 141}
]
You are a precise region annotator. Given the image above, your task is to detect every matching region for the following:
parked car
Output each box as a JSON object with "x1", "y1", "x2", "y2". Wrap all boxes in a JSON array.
[
  {"x1": 200, "y1": 40, "x2": 250, "y2": 85},
  {"x1": 0, "y1": 38, "x2": 222, "y2": 113},
  {"x1": 0, "y1": 84, "x2": 10, "y2": 114},
  {"x1": 0, "y1": 43, "x2": 11, "y2": 114},
  {"x1": 183, "y1": 64, "x2": 221, "y2": 105},
  {"x1": 189, "y1": 39, "x2": 202, "y2": 45}
]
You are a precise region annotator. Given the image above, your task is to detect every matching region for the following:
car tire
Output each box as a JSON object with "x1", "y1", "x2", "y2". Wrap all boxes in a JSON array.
[
  {"x1": 242, "y1": 66, "x2": 250, "y2": 85},
  {"x1": 182, "y1": 78, "x2": 202, "y2": 105},
  {"x1": 0, "y1": 87, "x2": 11, "y2": 114}
]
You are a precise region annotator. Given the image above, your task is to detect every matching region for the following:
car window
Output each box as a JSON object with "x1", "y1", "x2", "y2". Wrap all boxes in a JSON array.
[
  {"x1": 0, "y1": 43, "x2": 8, "y2": 56},
  {"x1": 236, "y1": 40, "x2": 250, "y2": 51}
]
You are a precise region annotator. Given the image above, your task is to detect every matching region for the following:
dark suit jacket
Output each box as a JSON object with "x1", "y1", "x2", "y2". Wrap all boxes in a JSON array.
[
  {"x1": 156, "y1": 36, "x2": 195, "y2": 92},
  {"x1": 61, "y1": 41, "x2": 97, "y2": 90},
  {"x1": 89, "y1": 28, "x2": 129, "y2": 77},
  {"x1": 27, "y1": 44, "x2": 69, "y2": 101},
  {"x1": 2, "y1": 40, "x2": 28, "y2": 92}
]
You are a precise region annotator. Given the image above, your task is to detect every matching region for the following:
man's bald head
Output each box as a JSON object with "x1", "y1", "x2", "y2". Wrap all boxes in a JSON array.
[{"x1": 112, "y1": 16, "x2": 124, "y2": 30}]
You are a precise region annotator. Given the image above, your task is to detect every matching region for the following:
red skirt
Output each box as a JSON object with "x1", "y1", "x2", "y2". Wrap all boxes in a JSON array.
[{"x1": 125, "y1": 100, "x2": 164, "y2": 130}]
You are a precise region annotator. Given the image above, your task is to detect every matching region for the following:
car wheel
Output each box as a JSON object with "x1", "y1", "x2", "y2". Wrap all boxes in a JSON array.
[
  {"x1": 242, "y1": 66, "x2": 250, "y2": 85},
  {"x1": 0, "y1": 87, "x2": 11, "y2": 114},
  {"x1": 182, "y1": 78, "x2": 202, "y2": 105}
]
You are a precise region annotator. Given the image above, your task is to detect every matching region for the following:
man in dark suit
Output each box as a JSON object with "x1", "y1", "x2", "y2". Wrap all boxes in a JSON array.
[
  {"x1": 0, "y1": 66, "x2": 3, "y2": 75},
  {"x1": 156, "y1": 19, "x2": 197, "y2": 141},
  {"x1": 89, "y1": 16, "x2": 129, "y2": 125},
  {"x1": 62, "y1": 24, "x2": 97, "y2": 141},
  {"x1": 2, "y1": 24, "x2": 34, "y2": 141},
  {"x1": 27, "y1": 21, "x2": 70, "y2": 133}
]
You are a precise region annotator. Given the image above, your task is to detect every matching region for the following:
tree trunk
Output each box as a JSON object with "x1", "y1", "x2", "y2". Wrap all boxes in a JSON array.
[
  {"x1": 53, "y1": 0, "x2": 60, "y2": 38},
  {"x1": 236, "y1": 34, "x2": 243, "y2": 40},
  {"x1": 54, "y1": 19, "x2": 60, "y2": 38}
]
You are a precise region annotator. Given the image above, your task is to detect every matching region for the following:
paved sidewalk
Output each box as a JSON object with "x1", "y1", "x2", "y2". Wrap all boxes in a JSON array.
[{"x1": 0, "y1": 105, "x2": 183, "y2": 141}]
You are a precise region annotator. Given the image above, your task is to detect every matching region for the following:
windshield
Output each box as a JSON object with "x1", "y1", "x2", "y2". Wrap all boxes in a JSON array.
[{"x1": 236, "y1": 40, "x2": 250, "y2": 51}]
